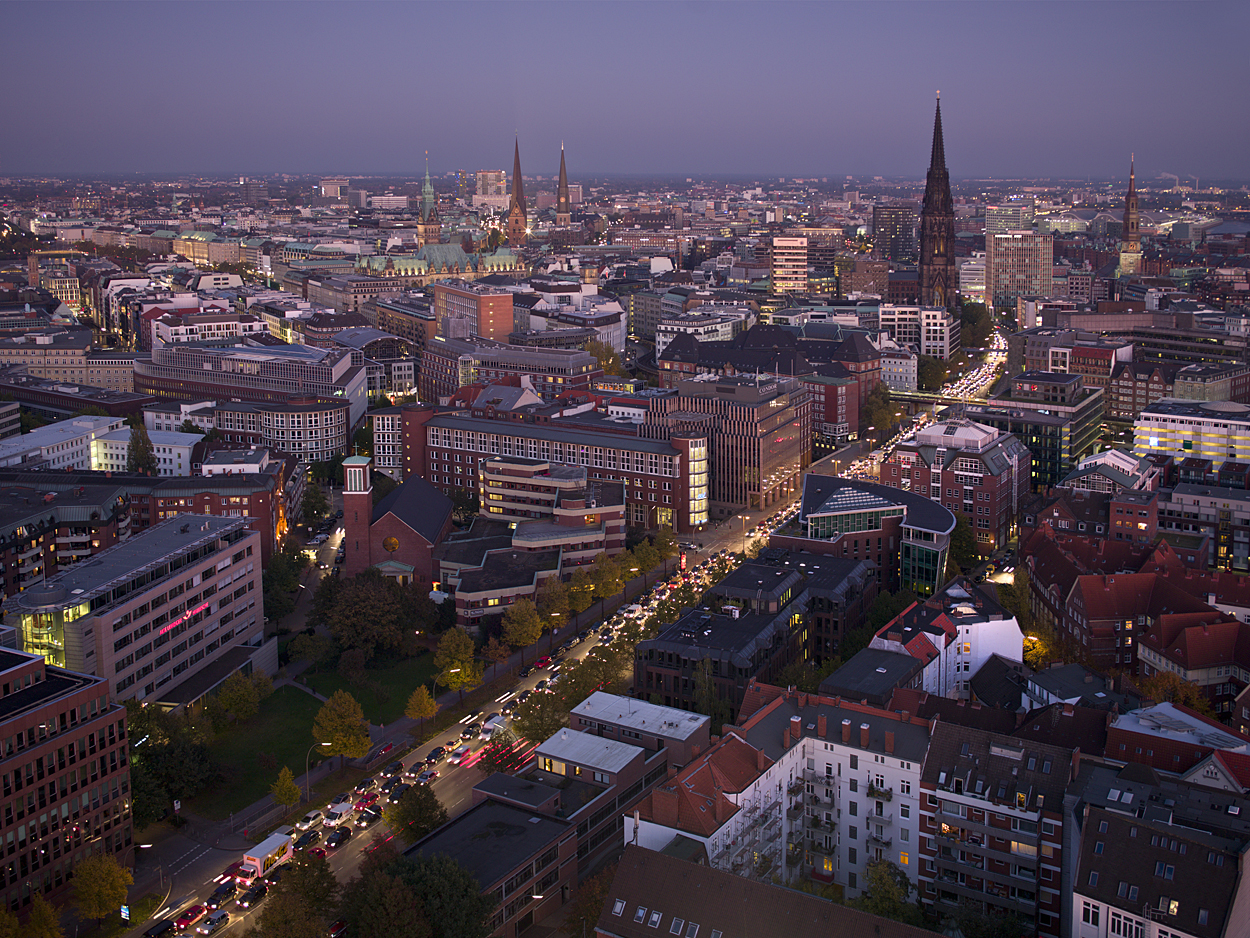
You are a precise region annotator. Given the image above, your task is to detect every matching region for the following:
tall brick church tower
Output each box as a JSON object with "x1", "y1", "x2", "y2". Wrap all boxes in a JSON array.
[
  {"x1": 506, "y1": 138, "x2": 528, "y2": 248},
  {"x1": 918, "y1": 97, "x2": 957, "y2": 308},
  {"x1": 1119, "y1": 155, "x2": 1142, "y2": 276},
  {"x1": 556, "y1": 143, "x2": 571, "y2": 227},
  {"x1": 342, "y1": 455, "x2": 373, "y2": 578}
]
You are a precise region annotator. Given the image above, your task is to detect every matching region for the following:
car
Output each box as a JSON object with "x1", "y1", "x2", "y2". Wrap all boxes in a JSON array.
[
  {"x1": 355, "y1": 807, "x2": 382, "y2": 828},
  {"x1": 534, "y1": 656, "x2": 552, "y2": 669},
  {"x1": 332, "y1": 566, "x2": 342, "y2": 577},
  {"x1": 417, "y1": 769, "x2": 439, "y2": 784},
  {"x1": 294, "y1": 830, "x2": 321, "y2": 851},
  {"x1": 501, "y1": 701, "x2": 517, "y2": 716},
  {"x1": 518, "y1": 665, "x2": 533, "y2": 679},
  {"x1": 380, "y1": 760, "x2": 405, "y2": 779},
  {"x1": 563, "y1": 637, "x2": 579, "y2": 649},
  {"x1": 196, "y1": 911, "x2": 230, "y2": 936},
  {"x1": 517, "y1": 689, "x2": 532, "y2": 703},
  {"x1": 176, "y1": 905, "x2": 207, "y2": 930},
  {"x1": 448, "y1": 744, "x2": 472, "y2": 764},
  {"x1": 215, "y1": 860, "x2": 244, "y2": 884},
  {"x1": 388, "y1": 783, "x2": 412, "y2": 803},
  {"x1": 296, "y1": 810, "x2": 324, "y2": 831},
  {"x1": 578, "y1": 629, "x2": 591, "y2": 641},
  {"x1": 353, "y1": 792, "x2": 379, "y2": 811},
  {"x1": 534, "y1": 678, "x2": 550, "y2": 692},
  {"x1": 308, "y1": 847, "x2": 327, "y2": 860},
  {"x1": 236, "y1": 884, "x2": 268, "y2": 909},
  {"x1": 335, "y1": 509, "x2": 344, "y2": 518},
  {"x1": 207, "y1": 882, "x2": 237, "y2": 910},
  {"x1": 375, "y1": 742, "x2": 395, "y2": 758},
  {"x1": 599, "y1": 633, "x2": 614, "y2": 644},
  {"x1": 328, "y1": 921, "x2": 348, "y2": 938},
  {"x1": 425, "y1": 746, "x2": 446, "y2": 764},
  {"x1": 326, "y1": 827, "x2": 352, "y2": 850},
  {"x1": 335, "y1": 554, "x2": 345, "y2": 565},
  {"x1": 354, "y1": 778, "x2": 376, "y2": 794},
  {"x1": 381, "y1": 775, "x2": 404, "y2": 794},
  {"x1": 262, "y1": 866, "x2": 286, "y2": 886},
  {"x1": 484, "y1": 712, "x2": 501, "y2": 723},
  {"x1": 461, "y1": 722, "x2": 481, "y2": 740},
  {"x1": 329, "y1": 791, "x2": 353, "y2": 806},
  {"x1": 144, "y1": 920, "x2": 177, "y2": 938},
  {"x1": 317, "y1": 561, "x2": 329, "y2": 569}
]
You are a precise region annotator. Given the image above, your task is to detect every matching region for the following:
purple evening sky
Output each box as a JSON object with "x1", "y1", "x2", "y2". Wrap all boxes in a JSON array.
[{"x1": 2, "y1": 1, "x2": 1247, "y2": 181}]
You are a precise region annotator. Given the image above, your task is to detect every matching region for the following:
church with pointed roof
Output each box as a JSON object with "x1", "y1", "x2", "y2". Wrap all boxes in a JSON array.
[
  {"x1": 505, "y1": 139, "x2": 528, "y2": 247},
  {"x1": 555, "y1": 144, "x2": 571, "y2": 227},
  {"x1": 417, "y1": 160, "x2": 441, "y2": 247},
  {"x1": 1119, "y1": 156, "x2": 1142, "y2": 276},
  {"x1": 918, "y1": 97, "x2": 957, "y2": 309}
]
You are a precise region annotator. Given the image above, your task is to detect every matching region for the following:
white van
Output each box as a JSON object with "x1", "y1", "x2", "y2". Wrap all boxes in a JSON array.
[
  {"x1": 621, "y1": 604, "x2": 643, "y2": 618},
  {"x1": 325, "y1": 803, "x2": 354, "y2": 827}
]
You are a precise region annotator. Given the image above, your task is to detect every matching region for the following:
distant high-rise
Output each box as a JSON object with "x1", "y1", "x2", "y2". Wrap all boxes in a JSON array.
[
  {"x1": 985, "y1": 202, "x2": 1036, "y2": 234},
  {"x1": 506, "y1": 139, "x2": 528, "y2": 248},
  {"x1": 1119, "y1": 155, "x2": 1142, "y2": 276},
  {"x1": 770, "y1": 237, "x2": 808, "y2": 294},
  {"x1": 918, "y1": 97, "x2": 957, "y2": 308},
  {"x1": 987, "y1": 229, "x2": 1053, "y2": 308},
  {"x1": 872, "y1": 203, "x2": 919, "y2": 261},
  {"x1": 556, "y1": 144, "x2": 571, "y2": 227}
]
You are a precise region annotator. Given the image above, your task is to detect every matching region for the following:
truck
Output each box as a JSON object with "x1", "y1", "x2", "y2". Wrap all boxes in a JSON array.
[{"x1": 236, "y1": 831, "x2": 293, "y2": 887}]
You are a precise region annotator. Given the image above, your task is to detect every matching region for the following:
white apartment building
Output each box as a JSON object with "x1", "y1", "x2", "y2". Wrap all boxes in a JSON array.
[
  {"x1": 959, "y1": 253, "x2": 987, "y2": 306},
  {"x1": 655, "y1": 313, "x2": 740, "y2": 357},
  {"x1": 92, "y1": 429, "x2": 203, "y2": 476},
  {"x1": 0, "y1": 415, "x2": 124, "y2": 471},
  {"x1": 369, "y1": 407, "x2": 404, "y2": 481},
  {"x1": 770, "y1": 237, "x2": 809, "y2": 294},
  {"x1": 626, "y1": 695, "x2": 929, "y2": 899},
  {"x1": 152, "y1": 312, "x2": 269, "y2": 346},
  {"x1": 881, "y1": 347, "x2": 919, "y2": 391},
  {"x1": 879, "y1": 305, "x2": 961, "y2": 361}
]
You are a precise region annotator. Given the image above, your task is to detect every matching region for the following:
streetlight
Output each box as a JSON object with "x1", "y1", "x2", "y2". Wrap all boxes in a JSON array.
[
  {"x1": 737, "y1": 514, "x2": 748, "y2": 554},
  {"x1": 305, "y1": 742, "x2": 331, "y2": 803}
]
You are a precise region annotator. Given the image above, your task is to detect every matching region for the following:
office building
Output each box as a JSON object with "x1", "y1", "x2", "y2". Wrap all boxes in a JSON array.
[
  {"x1": 878, "y1": 305, "x2": 961, "y2": 360},
  {"x1": 0, "y1": 415, "x2": 124, "y2": 471},
  {"x1": 144, "y1": 396, "x2": 352, "y2": 462},
  {"x1": 873, "y1": 203, "x2": 919, "y2": 262},
  {"x1": 9, "y1": 515, "x2": 268, "y2": 708},
  {"x1": 0, "y1": 329, "x2": 92, "y2": 383},
  {"x1": 0, "y1": 647, "x2": 132, "y2": 915},
  {"x1": 879, "y1": 419, "x2": 1030, "y2": 555},
  {"x1": 91, "y1": 429, "x2": 203, "y2": 477},
  {"x1": 987, "y1": 230, "x2": 1053, "y2": 309},
  {"x1": 418, "y1": 336, "x2": 602, "y2": 404},
  {"x1": 984, "y1": 202, "x2": 1035, "y2": 235},
  {"x1": 1134, "y1": 399, "x2": 1250, "y2": 469},
  {"x1": 0, "y1": 370, "x2": 154, "y2": 422},
  {"x1": 770, "y1": 237, "x2": 808, "y2": 294},
  {"x1": 432, "y1": 279, "x2": 515, "y2": 342}
]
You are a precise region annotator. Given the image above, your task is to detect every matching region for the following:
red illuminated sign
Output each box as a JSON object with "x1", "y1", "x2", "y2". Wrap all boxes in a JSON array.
[{"x1": 158, "y1": 600, "x2": 211, "y2": 636}]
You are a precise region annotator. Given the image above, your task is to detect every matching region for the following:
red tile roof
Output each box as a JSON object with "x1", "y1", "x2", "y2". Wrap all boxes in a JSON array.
[{"x1": 633, "y1": 735, "x2": 770, "y2": 837}]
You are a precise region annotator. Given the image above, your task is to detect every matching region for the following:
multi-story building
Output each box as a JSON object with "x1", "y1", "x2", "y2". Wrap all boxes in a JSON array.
[
  {"x1": 134, "y1": 343, "x2": 367, "y2": 429},
  {"x1": 570, "y1": 692, "x2": 711, "y2": 768},
  {"x1": 304, "y1": 274, "x2": 404, "y2": 315},
  {"x1": 0, "y1": 647, "x2": 132, "y2": 916},
  {"x1": 0, "y1": 415, "x2": 125, "y2": 471},
  {"x1": 878, "y1": 420, "x2": 1030, "y2": 555},
  {"x1": 1138, "y1": 615, "x2": 1250, "y2": 717},
  {"x1": 370, "y1": 292, "x2": 437, "y2": 353},
  {"x1": 984, "y1": 202, "x2": 1036, "y2": 234},
  {"x1": 987, "y1": 230, "x2": 1053, "y2": 309},
  {"x1": 150, "y1": 311, "x2": 268, "y2": 349},
  {"x1": 873, "y1": 203, "x2": 919, "y2": 261},
  {"x1": 1172, "y1": 362, "x2": 1250, "y2": 403},
  {"x1": 1108, "y1": 362, "x2": 1180, "y2": 421},
  {"x1": 419, "y1": 335, "x2": 602, "y2": 404},
  {"x1": 143, "y1": 396, "x2": 352, "y2": 464},
  {"x1": 770, "y1": 237, "x2": 808, "y2": 294},
  {"x1": 432, "y1": 279, "x2": 515, "y2": 342},
  {"x1": 803, "y1": 369, "x2": 859, "y2": 454},
  {"x1": 368, "y1": 406, "x2": 405, "y2": 480},
  {"x1": 91, "y1": 429, "x2": 203, "y2": 476},
  {"x1": 963, "y1": 372, "x2": 1105, "y2": 489},
  {"x1": 9, "y1": 515, "x2": 268, "y2": 707},
  {"x1": 881, "y1": 346, "x2": 919, "y2": 391},
  {"x1": 0, "y1": 329, "x2": 92, "y2": 383},
  {"x1": 1104, "y1": 702, "x2": 1250, "y2": 774},
  {"x1": 85, "y1": 349, "x2": 137, "y2": 392},
  {"x1": 878, "y1": 305, "x2": 961, "y2": 360},
  {"x1": 1134, "y1": 399, "x2": 1250, "y2": 469},
  {"x1": 655, "y1": 313, "x2": 746, "y2": 357},
  {"x1": 919, "y1": 722, "x2": 1072, "y2": 937},
  {"x1": 332, "y1": 327, "x2": 418, "y2": 397}
]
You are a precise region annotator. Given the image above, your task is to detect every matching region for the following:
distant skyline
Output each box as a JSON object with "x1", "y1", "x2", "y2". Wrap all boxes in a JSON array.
[{"x1": 3, "y1": 1, "x2": 1248, "y2": 182}]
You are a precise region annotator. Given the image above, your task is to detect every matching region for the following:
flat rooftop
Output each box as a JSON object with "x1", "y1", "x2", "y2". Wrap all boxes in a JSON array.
[
  {"x1": 10, "y1": 514, "x2": 251, "y2": 612},
  {"x1": 405, "y1": 799, "x2": 571, "y2": 889},
  {"x1": 1111, "y1": 702, "x2": 1250, "y2": 752},
  {"x1": 536, "y1": 728, "x2": 642, "y2": 775},
  {"x1": 0, "y1": 662, "x2": 105, "y2": 722},
  {"x1": 571, "y1": 692, "x2": 710, "y2": 742}
]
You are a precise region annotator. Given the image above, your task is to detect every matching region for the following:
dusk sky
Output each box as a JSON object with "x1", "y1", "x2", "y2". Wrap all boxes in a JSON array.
[{"x1": 4, "y1": 1, "x2": 1248, "y2": 183}]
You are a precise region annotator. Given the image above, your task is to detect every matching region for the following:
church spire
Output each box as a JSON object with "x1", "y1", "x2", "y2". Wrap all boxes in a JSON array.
[
  {"x1": 506, "y1": 137, "x2": 528, "y2": 247},
  {"x1": 919, "y1": 95, "x2": 956, "y2": 308},
  {"x1": 421, "y1": 151, "x2": 435, "y2": 222},
  {"x1": 930, "y1": 94, "x2": 946, "y2": 173},
  {"x1": 1120, "y1": 153, "x2": 1141, "y2": 274},
  {"x1": 556, "y1": 142, "x2": 571, "y2": 227}
]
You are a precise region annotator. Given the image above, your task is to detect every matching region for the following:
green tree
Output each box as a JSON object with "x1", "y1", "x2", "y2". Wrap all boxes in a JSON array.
[
  {"x1": 323, "y1": 569, "x2": 419, "y2": 659},
  {"x1": 535, "y1": 575, "x2": 570, "y2": 633},
  {"x1": 859, "y1": 383, "x2": 897, "y2": 439},
  {"x1": 385, "y1": 781, "x2": 449, "y2": 845},
  {"x1": 561, "y1": 863, "x2": 616, "y2": 938},
  {"x1": 584, "y1": 339, "x2": 629, "y2": 378},
  {"x1": 474, "y1": 729, "x2": 524, "y2": 776},
  {"x1": 448, "y1": 487, "x2": 480, "y2": 522},
  {"x1": 652, "y1": 527, "x2": 678, "y2": 560},
  {"x1": 511, "y1": 685, "x2": 569, "y2": 743},
  {"x1": 405, "y1": 686, "x2": 440, "y2": 738},
  {"x1": 72, "y1": 853, "x2": 134, "y2": 929},
  {"x1": 252, "y1": 669, "x2": 275, "y2": 701},
  {"x1": 277, "y1": 848, "x2": 340, "y2": 923},
  {"x1": 693, "y1": 657, "x2": 729, "y2": 731},
  {"x1": 372, "y1": 473, "x2": 398, "y2": 506},
  {"x1": 126, "y1": 421, "x2": 158, "y2": 474},
  {"x1": 916, "y1": 355, "x2": 949, "y2": 392},
  {"x1": 502, "y1": 599, "x2": 543, "y2": 663},
  {"x1": 630, "y1": 541, "x2": 661, "y2": 575},
  {"x1": 313, "y1": 689, "x2": 371, "y2": 769},
  {"x1": 951, "y1": 898, "x2": 1028, "y2": 938},
  {"x1": 289, "y1": 632, "x2": 337, "y2": 672},
  {"x1": 339, "y1": 871, "x2": 431, "y2": 938},
  {"x1": 27, "y1": 892, "x2": 63, "y2": 938},
  {"x1": 129, "y1": 761, "x2": 167, "y2": 830},
  {"x1": 950, "y1": 515, "x2": 979, "y2": 569},
  {"x1": 178, "y1": 419, "x2": 206, "y2": 434},
  {"x1": 389, "y1": 854, "x2": 495, "y2": 938},
  {"x1": 960, "y1": 301, "x2": 993, "y2": 348},
  {"x1": 302, "y1": 484, "x2": 329, "y2": 527},
  {"x1": 0, "y1": 906, "x2": 19, "y2": 938},
  {"x1": 480, "y1": 636, "x2": 511, "y2": 676},
  {"x1": 567, "y1": 566, "x2": 595, "y2": 614},
  {"x1": 352, "y1": 425, "x2": 373, "y2": 457},
  {"x1": 851, "y1": 860, "x2": 923, "y2": 926},
  {"x1": 270, "y1": 766, "x2": 302, "y2": 808},
  {"x1": 217, "y1": 670, "x2": 260, "y2": 722},
  {"x1": 1140, "y1": 670, "x2": 1214, "y2": 715},
  {"x1": 590, "y1": 551, "x2": 624, "y2": 599},
  {"x1": 433, "y1": 627, "x2": 475, "y2": 682},
  {"x1": 252, "y1": 884, "x2": 325, "y2": 938}
]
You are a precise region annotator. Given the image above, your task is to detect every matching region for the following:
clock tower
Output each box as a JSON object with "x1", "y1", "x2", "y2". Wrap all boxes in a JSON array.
[{"x1": 342, "y1": 454, "x2": 373, "y2": 578}]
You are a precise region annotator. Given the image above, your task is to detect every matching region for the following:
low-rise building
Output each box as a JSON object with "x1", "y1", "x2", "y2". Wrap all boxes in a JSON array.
[
  {"x1": 569, "y1": 692, "x2": 711, "y2": 768},
  {"x1": 0, "y1": 415, "x2": 124, "y2": 471},
  {"x1": 91, "y1": 429, "x2": 203, "y2": 476}
]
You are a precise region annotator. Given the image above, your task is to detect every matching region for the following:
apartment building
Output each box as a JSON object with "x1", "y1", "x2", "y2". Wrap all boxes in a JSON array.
[
  {"x1": 85, "y1": 350, "x2": 137, "y2": 392},
  {"x1": 0, "y1": 648, "x2": 132, "y2": 916},
  {"x1": 419, "y1": 335, "x2": 602, "y2": 404},
  {"x1": 0, "y1": 329, "x2": 92, "y2": 382},
  {"x1": 1109, "y1": 362, "x2": 1181, "y2": 422},
  {"x1": 770, "y1": 237, "x2": 808, "y2": 294},
  {"x1": 0, "y1": 415, "x2": 124, "y2": 471},
  {"x1": 987, "y1": 230, "x2": 1053, "y2": 308},
  {"x1": 9, "y1": 515, "x2": 267, "y2": 707},
  {"x1": 878, "y1": 305, "x2": 961, "y2": 360},
  {"x1": 879, "y1": 419, "x2": 1030, "y2": 555},
  {"x1": 91, "y1": 429, "x2": 202, "y2": 476},
  {"x1": 1134, "y1": 399, "x2": 1250, "y2": 469},
  {"x1": 150, "y1": 311, "x2": 268, "y2": 348}
]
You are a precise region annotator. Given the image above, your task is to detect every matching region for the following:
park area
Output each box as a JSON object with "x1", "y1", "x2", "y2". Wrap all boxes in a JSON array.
[{"x1": 304, "y1": 653, "x2": 439, "y2": 725}]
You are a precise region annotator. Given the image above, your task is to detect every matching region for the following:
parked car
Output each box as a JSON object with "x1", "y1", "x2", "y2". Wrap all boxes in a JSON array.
[
  {"x1": 176, "y1": 905, "x2": 207, "y2": 930},
  {"x1": 307, "y1": 847, "x2": 327, "y2": 860},
  {"x1": 207, "y1": 882, "x2": 237, "y2": 910},
  {"x1": 328, "y1": 922, "x2": 349, "y2": 938},
  {"x1": 196, "y1": 911, "x2": 230, "y2": 936},
  {"x1": 237, "y1": 884, "x2": 267, "y2": 909},
  {"x1": 326, "y1": 827, "x2": 352, "y2": 850},
  {"x1": 518, "y1": 665, "x2": 533, "y2": 679},
  {"x1": 534, "y1": 656, "x2": 552, "y2": 669}
]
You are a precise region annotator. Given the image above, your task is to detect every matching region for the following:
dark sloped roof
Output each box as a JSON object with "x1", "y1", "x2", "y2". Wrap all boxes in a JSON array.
[{"x1": 371, "y1": 475, "x2": 453, "y2": 545}]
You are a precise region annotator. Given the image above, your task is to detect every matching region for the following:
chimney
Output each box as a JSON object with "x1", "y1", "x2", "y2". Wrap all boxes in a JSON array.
[
  {"x1": 1063, "y1": 703, "x2": 1075, "y2": 716},
  {"x1": 783, "y1": 725, "x2": 791, "y2": 749},
  {"x1": 900, "y1": 710, "x2": 910, "y2": 723},
  {"x1": 817, "y1": 714, "x2": 828, "y2": 737},
  {"x1": 860, "y1": 723, "x2": 870, "y2": 748},
  {"x1": 790, "y1": 715, "x2": 802, "y2": 741},
  {"x1": 798, "y1": 693, "x2": 808, "y2": 708},
  {"x1": 757, "y1": 746, "x2": 769, "y2": 772},
  {"x1": 668, "y1": 765, "x2": 678, "y2": 779},
  {"x1": 842, "y1": 719, "x2": 852, "y2": 743},
  {"x1": 885, "y1": 731, "x2": 895, "y2": 754}
]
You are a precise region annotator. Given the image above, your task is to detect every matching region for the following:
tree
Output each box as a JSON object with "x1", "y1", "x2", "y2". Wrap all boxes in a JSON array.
[
  {"x1": 323, "y1": 569, "x2": 420, "y2": 659},
  {"x1": 950, "y1": 515, "x2": 979, "y2": 570},
  {"x1": 868, "y1": 589, "x2": 917, "y2": 632},
  {"x1": 567, "y1": 566, "x2": 595, "y2": 614},
  {"x1": 72, "y1": 852, "x2": 133, "y2": 929},
  {"x1": 179, "y1": 419, "x2": 206, "y2": 434},
  {"x1": 252, "y1": 669, "x2": 275, "y2": 701},
  {"x1": 448, "y1": 487, "x2": 479, "y2": 522},
  {"x1": 590, "y1": 552, "x2": 624, "y2": 600},
  {"x1": 271, "y1": 766, "x2": 302, "y2": 808},
  {"x1": 27, "y1": 892, "x2": 63, "y2": 938},
  {"x1": 252, "y1": 885, "x2": 325, "y2": 938},
  {"x1": 960, "y1": 301, "x2": 993, "y2": 349},
  {"x1": 126, "y1": 421, "x2": 158, "y2": 475},
  {"x1": 502, "y1": 599, "x2": 543, "y2": 663},
  {"x1": 474, "y1": 729, "x2": 527, "y2": 776},
  {"x1": 339, "y1": 871, "x2": 431, "y2": 938},
  {"x1": 511, "y1": 686, "x2": 569, "y2": 744},
  {"x1": 385, "y1": 781, "x2": 449, "y2": 845},
  {"x1": 302, "y1": 483, "x2": 329, "y2": 527},
  {"x1": 313, "y1": 689, "x2": 371, "y2": 769},
  {"x1": 561, "y1": 863, "x2": 616, "y2": 938},
  {"x1": 652, "y1": 527, "x2": 678, "y2": 560},
  {"x1": 217, "y1": 670, "x2": 260, "y2": 722},
  {"x1": 434, "y1": 627, "x2": 476, "y2": 684},
  {"x1": 405, "y1": 686, "x2": 440, "y2": 738},
  {"x1": 693, "y1": 657, "x2": 729, "y2": 731},
  {"x1": 951, "y1": 898, "x2": 1028, "y2": 938},
  {"x1": 278, "y1": 849, "x2": 340, "y2": 923},
  {"x1": 389, "y1": 854, "x2": 495, "y2": 938},
  {"x1": 535, "y1": 576, "x2": 570, "y2": 632},
  {"x1": 372, "y1": 473, "x2": 398, "y2": 506},
  {"x1": 859, "y1": 383, "x2": 897, "y2": 439},
  {"x1": 584, "y1": 339, "x2": 629, "y2": 378},
  {"x1": 851, "y1": 860, "x2": 923, "y2": 926},
  {"x1": 916, "y1": 355, "x2": 949, "y2": 392},
  {"x1": 0, "y1": 906, "x2": 19, "y2": 938},
  {"x1": 1139, "y1": 670, "x2": 1214, "y2": 715},
  {"x1": 480, "y1": 635, "x2": 511, "y2": 675},
  {"x1": 289, "y1": 632, "x2": 337, "y2": 672}
]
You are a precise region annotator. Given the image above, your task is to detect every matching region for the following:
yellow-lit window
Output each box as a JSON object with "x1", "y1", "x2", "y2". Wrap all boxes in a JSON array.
[{"x1": 899, "y1": 852, "x2": 909, "y2": 865}]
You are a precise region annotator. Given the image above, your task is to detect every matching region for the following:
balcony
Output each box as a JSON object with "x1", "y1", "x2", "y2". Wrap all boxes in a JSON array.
[
  {"x1": 867, "y1": 784, "x2": 893, "y2": 801},
  {"x1": 870, "y1": 811, "x2": 893, "y2": 826},
  {"x1": 866, "y1": 833, "x2": 892, "y2": 849},
  {"x1": 808, "y1": 839, "x2": 835, "y2": 858},
  {"x1": 786, "y1": 803, "x2": 805, "y2": 821},
  {"x1": 788, "y1": 780, "x2": 805, "y2": 796}
]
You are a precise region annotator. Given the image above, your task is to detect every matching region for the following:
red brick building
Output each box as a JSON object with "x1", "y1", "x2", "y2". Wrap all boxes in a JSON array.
[
  {"x1": 432, "y1": 279, "x2": 514, "y2": 342},
  {"x1": 1107, "y1": 362, "x2": 1180, "y2": 421},
  {"x1": 1105, "y1": 702, "x2": 1250, "y2": 774}
]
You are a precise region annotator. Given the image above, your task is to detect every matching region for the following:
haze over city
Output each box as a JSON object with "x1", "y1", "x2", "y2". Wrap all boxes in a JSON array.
[{"x1": 3, "y1": 0, "x2": 1249, "y2": 181}]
